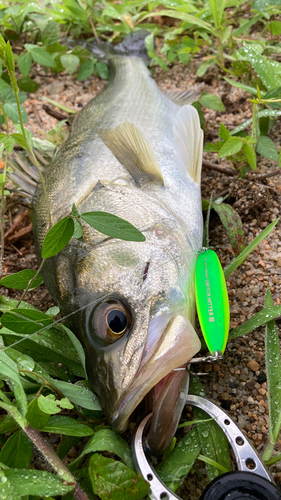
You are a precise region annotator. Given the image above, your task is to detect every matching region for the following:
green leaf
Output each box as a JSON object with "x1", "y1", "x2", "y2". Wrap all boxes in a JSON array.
[
  {"x1": 224, "y1": 218, "x2": 279, "y2": 279},
  {"x1": 17, "y1": 77, "x2": 40, "y2": 93},
  {"x1": 217, "y1": 138, "x2": 243, "y2": 157},
  {"x1": 96, "y1": 62, "x2": 109, "y2": 80},
  {"x1": 80, "y1": 212, "x2": 145, "y2": 242},
  {"x1": 3, "y1": 102, "x2": 28, "y2": 124},
  {"x1": 29, "y1": 47, "x2": 56, "y2": 68},
  {"x1": 0, "y1": 269, "x2": 43, "y2": 290},
  {"x1": 198, "y1": 453, "x2": 229, "y2": 473},
  {"x1": 242, "y1": 143, "x2": 257, "y2": 170},
  {"x1": 1, "y1": 308, "x2": 52, "y2": 335},
  {"x1": 26, "y1": 397, "x2": 50, "y2": 429},
  {"x1": 264, "y1": 289, "x2": 281, "y2": 443},
  {"x1": 38, "y1": 394, "x2": 72, "y2": 415},
  {"x1": 4, "y1": 469, "x2": 73, "y2": 496},
  {"x1": 17, "y1": 52, "x2": 32, "y2": 77},
  {"x1": 73, "y1": 219, "x2": 83, "y2": 239},
  {"x1": 190, "y1": 377, "x2": 232, "y2": 480},
  {"x1": 257, "y1": 135, "x2": 278, "y2": 161},
  {"x1": 11, "y1": 133, "x2": 28, "y2": 150},
  {"x1": 60, "y1": 54, "x2": 80, "y2": 75},
  {"x1": 40, "y1": 415, "x2": 94, "y2": 436},
  {"x1": 0, "y1": 414, "x2": 19, "y2": 434},
  {"x1": 196, "y1": 59, "x2": 215, "y2": 77},
  {"x1": 89, "y1": 454, "x2": 149, "y2": 500},
  {"x1": 218, "y1": 122, "x2": 230, "y2": 142},
  {"x1": 5, "y1": 42, "x2": 15, "y2": 77},
  {"x1": 1, "y1": 135, "x2": 15, "y2": 154},
  {"x1": 157, "y1": 429, "x2": 201, "y2": 492},
  {"x1": 42, "y1": 21, "x2": 61, "y2": 46},
  {"x1": 52, "y1": 379, "x2": 101, "y2": 411},
  {"x1": 239, "y1": 45, "x2": 281, "y2": 91},
  {"x1": 268, "y1": 20, "x2": 281, "y2": 36},
  {"x1": 209, "y1": 201, "x2": 245, "y2": 256},
  {"x1": 70, "y1": 429, "x2": 134, "y2": 471},
  {"x1": 0, "y1": 470, "x2": 19, "y2": 499},
  {"x1": 199, "y1": 92, "x2": 225, "y2": 111},
  {"x1": 0, "y1": 430, "x2": 32, "y2": 469},
  {"x1": 230, "y1": 110, "x2": 281, "y2": 136},
  {"x1": 0, "y1": 351, "x2": 27, "y2": 415},
  {"x1": 57, "y1": 435, "x2": 81, "y2": 461},
  {"x1": 230, "y1": 305, "x2": 281, "y2": 340},
  {"x1": 61, "y1": 324, "x2": 86, "y2": 374},
  {"x1": 77, "y1": 60, "x2": 95, "y2": 81},
  {"x1": 41, "y1": 217, "x2": 74, "y2": 258},
  {"x1": 224, "y1": 77, "x2": 261, "y2": 96}
]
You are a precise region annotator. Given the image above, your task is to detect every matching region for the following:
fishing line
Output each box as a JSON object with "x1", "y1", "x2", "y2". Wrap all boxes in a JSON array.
[{"x1": 2, "y1": 294, "x2": 109, "y2": 352}]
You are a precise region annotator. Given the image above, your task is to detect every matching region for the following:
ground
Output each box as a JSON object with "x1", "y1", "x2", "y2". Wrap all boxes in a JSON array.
[{"x1": 1, "y1": 56, "x2": 281, "y2": 498}]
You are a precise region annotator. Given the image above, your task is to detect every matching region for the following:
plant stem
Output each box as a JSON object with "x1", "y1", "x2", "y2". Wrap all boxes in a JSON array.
[
  {"x1": 0, "y1": 105, "x2": 10, "y2": 279},
  {"x1": 15, "y1": 258, "x2": 45, "y2": 308},
  {"x1": 24, "y1": 426, "x2": 90, "y2": 500},
  {"x1": 18, "y1": 369, "x2": 64, "y2": 397}
]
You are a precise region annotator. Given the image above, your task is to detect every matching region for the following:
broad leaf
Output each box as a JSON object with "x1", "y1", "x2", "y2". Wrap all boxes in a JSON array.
[
  {"x1": 70, "y1": 429, "x2": 134, "y2": 471},
  {"x1": 96, "y1": 62, "x2": 109, "y2": 80},
  {"x1": 25, "y1": 397, "x2": 50, "y2": 429},
  {"x1": 60, "y1": 54, "x2": 80, "y2": 74},
  {"x1": 0, "y1": 430, "x2": 32, "y2": 469},
  {"x1": 81, "y1": 212, "x2": 145, "y2": 242},
  {"x1": 4, "y1": 469, "x2": 73, "y2": 496},
  {"x1": 239, "y1": 45, "x2": 281, "y2": 90},
  {"x1": 17, "y1": 77, "x2": 40, "y2": 93},
  {"x1": 157, "y1": 429, "x2": 201, "y2": 491},
  {"x1": 199, "y1": 93, "x2": 225, "y2": 111},
  {"x1": 242, "y1": 143, "x2": 257, "y2": 170},
  {"x1": 217, "y1": 138, "x2": 243, "y2": 157},
  {"x1": 1, "y1": 308, "x2": 52, "y2": 335},
  {"x1": 29, "y1": 47, "x2": 56, "y2": 68},
  {"x1": 89, "y1": 454, "x2": 149, "y2": 500},
  {"x1": 78, "y1": 60, "x2": 95, "y2": 81},
  {"x1": 17, "y1": 52, "x2": 32, "y2": 76},
  {"x1": 0, "y1": 269, "x2": 43, "y2": 290},
  {"x1": 41, "y1": 217, "x2": 74, "y2": 258},
  {"x1": 40, "y1": 415, "x2": 94, "y2": 436},
  {"x1": 52, "y1": 379, "x2": 101, "y2": 411},
  {"x1": 257, "y1": 135, "x2": 278, "y2": 162}
]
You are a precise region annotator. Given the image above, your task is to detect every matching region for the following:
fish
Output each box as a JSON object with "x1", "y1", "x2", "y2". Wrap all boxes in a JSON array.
[{"x1": 16, "y1": 33, "x2": 204, "y2": 455}]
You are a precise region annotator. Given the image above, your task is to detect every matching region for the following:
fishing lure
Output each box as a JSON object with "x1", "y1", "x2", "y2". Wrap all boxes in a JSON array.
[{"x1": 195, "y1": 248, "x2": 229, "y2": 357}]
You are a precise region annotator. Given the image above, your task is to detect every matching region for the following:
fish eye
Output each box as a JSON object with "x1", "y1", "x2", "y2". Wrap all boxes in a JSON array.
[
  {"x1": 107, "y1": 309, "x2": 127, "y2": 335},
  {"x1": 89, "y1": 300, "x2": 131, "y2": 344}
]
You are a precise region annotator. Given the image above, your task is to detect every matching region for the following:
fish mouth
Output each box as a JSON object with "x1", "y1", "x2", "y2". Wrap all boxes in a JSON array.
[{"x1": 110, "y1": 313, "x2": 201, "y2": 454}]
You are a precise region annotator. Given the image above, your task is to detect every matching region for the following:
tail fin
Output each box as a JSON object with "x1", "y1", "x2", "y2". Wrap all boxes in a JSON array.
[{"x1": 66, "y1": 30, "x2": 151, "y2": 64}]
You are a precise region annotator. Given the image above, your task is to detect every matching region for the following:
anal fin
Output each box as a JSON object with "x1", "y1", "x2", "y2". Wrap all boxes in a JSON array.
[
  {"x1": 98, "y1": 122, "x2": 164, "y2": 186},
  {"x1": 173, "y1": 105, "x2": 203, "y2": 184}
]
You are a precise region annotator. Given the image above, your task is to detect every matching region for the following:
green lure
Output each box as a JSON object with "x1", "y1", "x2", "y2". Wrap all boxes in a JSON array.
[{"x1": 195, "y1": 249, "x2": 229, "y2": 356}]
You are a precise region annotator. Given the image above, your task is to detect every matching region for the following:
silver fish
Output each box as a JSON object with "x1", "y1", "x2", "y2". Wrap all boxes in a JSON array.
[{"x1": 32, "y1": 49, "x2": 203, "y2": 454}]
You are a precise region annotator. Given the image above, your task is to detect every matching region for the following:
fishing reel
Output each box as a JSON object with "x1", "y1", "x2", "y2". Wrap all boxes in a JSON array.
[{"x1": 132, "y1": 394, "x2": 281, "y2": 500}]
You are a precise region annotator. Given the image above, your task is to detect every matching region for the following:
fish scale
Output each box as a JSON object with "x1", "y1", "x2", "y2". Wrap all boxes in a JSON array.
[{"x1": 29, "y1": 51, "x2": 204, "y2": 455}]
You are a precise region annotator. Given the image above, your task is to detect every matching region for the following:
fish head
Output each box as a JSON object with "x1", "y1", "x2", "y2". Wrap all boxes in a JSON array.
[{"x1": 50, "y1": 202, "x2": 201, "y2": 454}]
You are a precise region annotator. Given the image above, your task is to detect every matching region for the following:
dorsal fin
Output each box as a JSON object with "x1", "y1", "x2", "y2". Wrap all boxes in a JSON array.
[
  {"x1": 98, "y1": 122, "x2": 164, "y2": 186},
  {"x1": 7, "y1": 150, "x2": 47, "y2": 203},
  {"x1": 173, "y1": 105, "x2": 203, "y2": 184},
  {"x1": 165, "y1": 89, "x2": 201, "y2": 106}
]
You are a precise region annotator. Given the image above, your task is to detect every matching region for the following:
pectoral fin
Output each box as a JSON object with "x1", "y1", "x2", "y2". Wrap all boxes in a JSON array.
[
  {"x1": 173, "y1": 105, "x2": 203, "y2": 184},
  {"x1": 98, "y1": 122, "x2": 164, "y2": 186}
]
